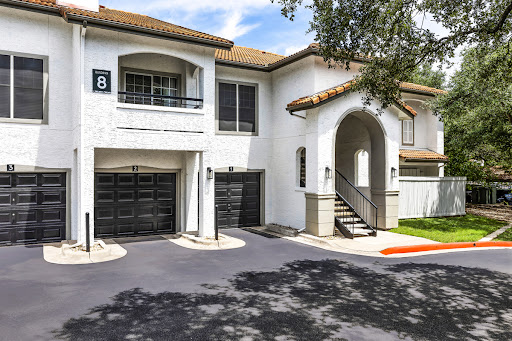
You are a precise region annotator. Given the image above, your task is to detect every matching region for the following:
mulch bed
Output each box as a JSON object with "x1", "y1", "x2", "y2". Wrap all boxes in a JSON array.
[{"x1": 466, "y1": 204, "x2": 512, "y2": 222}]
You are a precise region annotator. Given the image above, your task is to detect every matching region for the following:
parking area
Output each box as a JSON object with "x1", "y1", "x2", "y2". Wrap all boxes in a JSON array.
[{"x1": 0, "y1": 229, "x2": 511, "y2": 340}]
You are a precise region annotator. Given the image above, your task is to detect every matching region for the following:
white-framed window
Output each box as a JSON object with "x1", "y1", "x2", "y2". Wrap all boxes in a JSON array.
[
  {"x1": 355, "y1": 149, "x2": 370, "y2": 187},
  {"x1": 123, "y1": 71, "x2": 179, "y2": 107},
  {"x1": 216, "y1": 80, "x2": 258, "y2": 135},
  {"x1": 0, "y1": 53, "x2": 46, "y2": 122},
  {"x1": 297, "y1": 147, "x2": 306, "y2": 188},
  {"x1": 402, "y1": 120, "x2": 414, "y2": 145}
]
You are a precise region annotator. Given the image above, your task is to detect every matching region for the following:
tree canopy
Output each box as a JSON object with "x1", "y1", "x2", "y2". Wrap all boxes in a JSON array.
[
  {"x1": 436, "y1": 45, "x2": 512, "y2": 181},
  {"x1": 273, "y1": 0, "x2": 512, "y2": 111}
]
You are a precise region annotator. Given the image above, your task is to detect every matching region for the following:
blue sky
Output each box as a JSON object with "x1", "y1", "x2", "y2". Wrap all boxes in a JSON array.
[{"x1": 100, "y1": 0, "x2": 314, "y2": 56}]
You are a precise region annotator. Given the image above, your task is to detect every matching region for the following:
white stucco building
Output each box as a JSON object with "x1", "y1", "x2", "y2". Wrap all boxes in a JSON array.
[{"x1": 0, "y1": 0, "x2": 463, "y2": 246}]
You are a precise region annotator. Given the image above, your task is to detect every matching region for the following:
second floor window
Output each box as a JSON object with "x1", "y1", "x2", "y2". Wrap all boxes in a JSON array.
[
  {"x1": 0, "y1": 54, "x2": 44, "y2": 121},
  {"x1": 217, "y1": 82, "x2": 257, "y2": 134},
  {"x1": 402, "y1": 120, "x2": 414, "y2": 145},
  {"x1": 124, "y1": 72, "x2": 179, "y2": 107}
]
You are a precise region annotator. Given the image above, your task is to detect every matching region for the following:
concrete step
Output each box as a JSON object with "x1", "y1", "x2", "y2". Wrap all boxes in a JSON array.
[
  {"x1": 343, "y1": 223, "x2": 368, "y2": 229},
  {"x1": 334, "y1": 211, "x2": 356, "y2": 217},
  {"x1": 334, "y1": 206, "x2": 350, "y2": 211},
  {"x1": 337, "y1": 217, "x2": 361, "y2": 223}
]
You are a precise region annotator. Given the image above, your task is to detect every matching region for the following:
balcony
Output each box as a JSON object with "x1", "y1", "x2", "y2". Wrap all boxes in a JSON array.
[
  {"x1": 118, "y1": 92, "x2": 203, "y2": 109},
  {"x1": 118, "y1": 53, "x2": 204, "y2": 110}
]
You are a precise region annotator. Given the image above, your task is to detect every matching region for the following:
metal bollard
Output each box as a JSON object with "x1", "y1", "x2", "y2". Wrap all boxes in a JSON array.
[
  {"x1": 85, "y1": 212, "x2": 90, "y2": 253},
  {"x1": 215, "y1": 205, "x2": 219, "y2": 241}
]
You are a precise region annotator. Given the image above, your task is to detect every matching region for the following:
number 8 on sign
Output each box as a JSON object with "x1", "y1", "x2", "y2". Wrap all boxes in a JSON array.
[{"x1": 97, "y1": 76, "x2": 107, "y2": 90}]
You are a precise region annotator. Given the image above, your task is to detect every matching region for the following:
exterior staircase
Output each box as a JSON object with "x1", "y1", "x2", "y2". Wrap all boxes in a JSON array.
[{"x1": 334, "y1": 170, "x2": 378, "y2": 239}]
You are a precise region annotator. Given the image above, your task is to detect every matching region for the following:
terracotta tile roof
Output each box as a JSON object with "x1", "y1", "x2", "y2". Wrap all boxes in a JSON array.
[
  {"x1": 286, "y1": 79, "x2": 417, "y2": 117},
  {"x1": 400, "y1": 82, "x2": 447, "y2": 95},
  {"x1": 7, "y1": 1, "x2": 232, "y2": 46},
  {"x1": 399, "y1": 149, "x2": 449, "y2": 162},
  {"x1": 7, "y1": 0, "x2": 59, "y2": 9},
  {"x1": 215, "y1": 46, "x2": 285, "y2": 67},
  {"x1": 60, "y1": 6, "x2": 232, "y2": 45}
]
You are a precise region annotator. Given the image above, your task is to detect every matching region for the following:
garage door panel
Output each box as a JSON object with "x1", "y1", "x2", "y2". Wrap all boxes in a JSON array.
[
  {"x1": 41, "y1": 173, "x2": 65, "y2": 187},
  {"x1": 97, "y1": 174, "x2": 115, "y2": 186},
  {"x1": 95, "y1": 224, "x2": 115, "y2": 237},
  {"x1": 41, "y1": 191, "x2": 65, "y2": 205},
  {"x1": 118, "y1": 174, "x2": 136, "y2": 186},
  {"x1": 15, "y1": 211, "x2": 38, "y2": 224},
  {"x1": 42, "y1": 226, "x2": 64, "y2": 240},
  {"x1": 0, "y1": 212, "x2": 11, "y2": 225},
  {"x1": 16, "y1": 174, "x2": 38, "y2": 187},
  {"x1": 0, "y1": 175, "x2": 11, "y2": 187},
  {"x1": 96, "y1": 207, "x2": 115, "y2": 220},
  {"x1": 97, "y1": 191, "x2": 115, "y2": 203},
  {"x1": 0, "y1": 193, "x2": 11, "y2": 206},
  {"x1": 41, "y1": 209, "x2": 65, "y2": 223},
  {"x1": 215, "y1": 172, "x2": 261, "y2": 229},
  {"x1": 157, "y1": 174, "x2": 175, "y2": 185},
  {"x1": 118, "y1": 191, "x2": 136, "y2": 202},
  {"x1": 0, "y1": 229, "x2": 11, "y2": 244},
  {"x1": 138, "y1": 190, "x2": 154, "y2": 201},
  {"x1": 95, "y1": 173, "x2": 177, "y2": 238},
  {"x1": 15, "y1": 227, "x2": 38, "y2": 243},
  {"x1": 17, "y1": 193, "x2": 37, "y2": 205}
]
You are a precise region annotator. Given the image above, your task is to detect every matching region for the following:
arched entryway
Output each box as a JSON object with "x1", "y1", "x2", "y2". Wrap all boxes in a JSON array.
[{"x1": 334, "y1": 110, "x2": 386, "y2": 234}]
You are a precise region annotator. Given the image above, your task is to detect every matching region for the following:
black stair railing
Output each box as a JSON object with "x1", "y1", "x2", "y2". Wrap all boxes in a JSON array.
[{"x1": 335, "y1": 170, "x2": 378, "y2": 235}]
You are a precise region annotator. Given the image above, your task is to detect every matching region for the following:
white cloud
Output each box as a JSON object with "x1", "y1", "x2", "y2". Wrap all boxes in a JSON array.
[
  {"x1": 284, "y1": 44, "x2": 309, "y2": 56},
  {"x1": 215, "y1": 11, "x2": 260, "y2": 41}
]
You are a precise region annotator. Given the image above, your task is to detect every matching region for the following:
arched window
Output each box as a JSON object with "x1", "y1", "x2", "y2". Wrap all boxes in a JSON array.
[
  {"x1": 297, "y1": 148, "x2": 306, "y2": 188},
  {"x1": 355, "y1": 149, "x2": 369, "y2": 187}
]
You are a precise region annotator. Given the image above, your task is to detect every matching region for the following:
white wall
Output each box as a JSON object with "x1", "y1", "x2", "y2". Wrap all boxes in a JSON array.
[{"x1": 399, "y1": 177, "x2": 466, "y2": 219}]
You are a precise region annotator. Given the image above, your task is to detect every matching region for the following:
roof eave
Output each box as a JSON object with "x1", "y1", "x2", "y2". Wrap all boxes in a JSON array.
[
  {"x1": 0, "y1": 0, "x2": 61, "y2": 16},
  {"x1": 400, "y1": 88, "x2": 445, "y2": 97},
  {"x1": 400, "y1": 157, "x2": 449, "y2": 163},
  {"x1": 64, "y1": 13, "x2": 233, "y2": 50},
  {"x1": 215, "y1": 59, "x2": 269, "y2": 71}
]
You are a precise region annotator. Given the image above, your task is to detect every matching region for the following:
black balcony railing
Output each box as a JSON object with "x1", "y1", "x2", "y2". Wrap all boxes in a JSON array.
[{"x1": 118, "y1": 91, "x2": 203, "y2": 109}]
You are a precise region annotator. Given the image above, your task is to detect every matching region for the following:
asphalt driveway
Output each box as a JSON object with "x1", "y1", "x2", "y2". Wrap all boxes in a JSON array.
[{"x1": 0, "y1": 229, "x2": 511, "y2": 341}]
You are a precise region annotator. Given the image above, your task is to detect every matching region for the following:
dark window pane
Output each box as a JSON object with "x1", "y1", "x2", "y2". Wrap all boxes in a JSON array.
[
  {"x1": 126, "y1": 73, "x2": 134, "y2": 85},
  {"x1": 144, "y1": 76, "x2": 151, "y2": 87},
  {"x1": 0, "y1": 54, "x2": 9, "y2": 86},
  {"x1": 14, "y1": 88, "x2": 43, "y2": 119},
  {"x1": 153, "y1": 76, "x2": 161, "y2": 87},
  {"x1": 13, "y1": 57, "x2": 43, "y2": 120},
  {"x1": 0, "y1": 86, "x2": 9, "y2": 118},
  {"x1": 238, "y1": 85, "x2": 256, "y2": 132},
  {"x1": 14, "y1": 57, "x2": 43, "y2": 89},
  {"x1": 218, "y1": 83, "x2": 237, "y2": 131}
]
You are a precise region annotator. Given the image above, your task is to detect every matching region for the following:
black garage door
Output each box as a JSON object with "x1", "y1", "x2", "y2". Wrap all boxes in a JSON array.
[
  {"x1": 0, "y1": 173, "x2": 66, "y2": 245},
  {"x1": 95, "y1": 173, "x2": 177, "y2": 238},
  {"x1": 215, "y1": 172, "x2": 261, "y2": 229}
]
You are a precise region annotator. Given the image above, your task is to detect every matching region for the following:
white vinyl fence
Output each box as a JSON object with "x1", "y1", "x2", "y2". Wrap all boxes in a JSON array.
[{"x1": 399, "y1": 177, "x2": 467, "y2": 219}]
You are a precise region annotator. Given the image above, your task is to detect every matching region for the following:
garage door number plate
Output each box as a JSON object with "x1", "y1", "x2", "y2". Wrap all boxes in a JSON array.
[{"x1": 7, "y1": 165, "x2": 14, "y2": 172}]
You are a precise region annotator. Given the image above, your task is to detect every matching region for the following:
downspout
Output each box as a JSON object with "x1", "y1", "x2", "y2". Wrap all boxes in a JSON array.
[{"x1": 79, "y1": 20, "x2": 87, "y2": 245}]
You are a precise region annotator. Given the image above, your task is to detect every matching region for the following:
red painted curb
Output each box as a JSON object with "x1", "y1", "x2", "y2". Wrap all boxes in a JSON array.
[{"x1": 380, "y1": 241, "x2": 512, "y2": 255}]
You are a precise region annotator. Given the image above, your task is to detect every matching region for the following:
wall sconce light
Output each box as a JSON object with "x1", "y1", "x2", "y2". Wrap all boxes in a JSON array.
[
  {"x1": 391, "y1": 167, "x2": 398, "y2": 178},
  {"x1": 207, "y1": 167, "x2": 214, "y2": 180},
  {"x1": 325, "y1": 167, "x2": 332, "y2": 179}
]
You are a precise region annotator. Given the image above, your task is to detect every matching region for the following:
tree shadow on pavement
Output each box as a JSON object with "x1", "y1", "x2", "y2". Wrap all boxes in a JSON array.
[{"x1": 54, "y1": 259, "x2": 512, "y2": 341}]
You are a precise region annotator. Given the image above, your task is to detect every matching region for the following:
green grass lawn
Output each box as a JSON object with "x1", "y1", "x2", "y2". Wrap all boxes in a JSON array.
[
  {"x1": 495, "y1": 228, "x2": 512, "y2": 241},
  {"x1": 391, "y1": 214, "x2": 509, "y2": 243}
]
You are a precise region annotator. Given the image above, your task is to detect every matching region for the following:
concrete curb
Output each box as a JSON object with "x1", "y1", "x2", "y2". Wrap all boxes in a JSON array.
[
  {"x1": 164, "y1": 233, "x2": 246, "y2": 251},
  {"x1": 43, "y1": 239, "x2": 127, "y2": 265},
  {"x1": 480, "y1": 223, "x2": 512, "y2": 242},
  {"x1": 381, "y1": 241, "x2": 512, "y2": 255}
]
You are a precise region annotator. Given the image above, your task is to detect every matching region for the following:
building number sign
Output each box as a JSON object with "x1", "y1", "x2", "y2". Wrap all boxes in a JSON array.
[
  {"x1": 93, "y1": 69, "x2": 111, "y2": 93},
  {"x1": 7, "y1": 164, "x2": 14, "y2": 172}
]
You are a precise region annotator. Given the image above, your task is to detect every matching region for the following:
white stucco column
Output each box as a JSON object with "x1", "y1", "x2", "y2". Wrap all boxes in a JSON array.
[
  {"x1": 184, "y1": 151, "x2": 200, "y2": 232},
  {"x1": 75, "y1": 146, "x2": 95, "y2": 244},
  {"x1": 304, "y1": 109, "x2": 336, "y2": 236},
  {"x1": 198, "y1": 150, "x2": 215, "y2": 237}
]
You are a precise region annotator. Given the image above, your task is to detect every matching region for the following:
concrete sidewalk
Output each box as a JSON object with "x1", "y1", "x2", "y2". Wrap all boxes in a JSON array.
[
  {"x1": 254, "y1": 226, "x2": 512, "y2": 257},
  {"x1": 251, "y1": 227, "x2": 438, "y2": 257}
]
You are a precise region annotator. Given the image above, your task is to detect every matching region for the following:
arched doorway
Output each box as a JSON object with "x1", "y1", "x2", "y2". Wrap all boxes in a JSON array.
[{"x1": 334, "y1": 110, "x2": 386, "y2": 234}]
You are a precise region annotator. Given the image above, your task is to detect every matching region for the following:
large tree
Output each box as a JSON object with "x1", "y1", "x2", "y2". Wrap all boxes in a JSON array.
[
  {"x1": 273, "y1": 0, "x2": 512, "y2": 111},
  {"x1": 436, "y1": 45, "x2": 512, "y2": 180}
]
